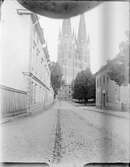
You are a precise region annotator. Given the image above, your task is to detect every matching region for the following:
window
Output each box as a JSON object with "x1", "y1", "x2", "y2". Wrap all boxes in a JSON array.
[
  {"x1": 106, "y1": 91, "x2": 109, "y2": 103},
  {"x1": 79, "y1": 64, "x2": 82, "y2": 69},
  {"x1": 106, "y1": 76, "x2": 108, "y2": 85},
  {"x1": 98, "y1": 78, "x2": 100, "y2": 87},
  {"x1": 69, "y1": 54, "x2": 71, "y2": 59},
  {"x1": 97, "y1": 79, "x2": 98, "y2": 88},
  {"x1": 100, "y1": 77, "x2": 102, "y2": 86},
  {"x1": 41, "y1": 58, "x2": 44, "y2": 64},
  {"x1": 33, "y1": 41, "x2": 36, "y2": 48},
  {"x1": 103, "y1": 75, "x2": 105, "y2": 84},
  {"x1": 36, "y1": 48, "x2": 40, "y2": 56}
]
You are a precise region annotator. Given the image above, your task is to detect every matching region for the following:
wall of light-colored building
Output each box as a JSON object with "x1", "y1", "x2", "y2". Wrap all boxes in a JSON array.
[
  {"x1": 107, "y1": 80, "x2": 121, "y2": 110},
  {"x1": 96, "y1": 66, "x2": 130, "y2": 111},
  {"x1": 0, "y1": 0, "x2": 54, "y2": 117},
  {"x1": 31, "y1": 29, "x2": 50, "y2": 87},
  {"x1": 120, "y1": 84, "x2": 130, "y2": 110},
  {"x1": 30, "y1": 20, "x2": 52, "y2": 107},
  {"x1": 0, "y1": 0, "x2": 31, "y2": 91},
  {"x1": 96, "y1": 67, "x2": 121, "y2": 110},
  {"x1": 0, "y1": 85, "x2": 27, "y2": 117}
]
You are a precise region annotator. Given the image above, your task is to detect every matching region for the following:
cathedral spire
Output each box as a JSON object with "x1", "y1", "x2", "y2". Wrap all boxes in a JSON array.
[
  {"x1": 62, "y1": 19, "x2": 72, "y2": 35},
  {"x1": 77, "y1": 14, "x2": 87, "y2": 43}
]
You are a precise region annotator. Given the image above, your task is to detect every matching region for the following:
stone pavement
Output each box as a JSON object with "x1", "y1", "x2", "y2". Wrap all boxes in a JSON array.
[{"x1": 2, "y1": 101, "x2": 129, "y2": 164}]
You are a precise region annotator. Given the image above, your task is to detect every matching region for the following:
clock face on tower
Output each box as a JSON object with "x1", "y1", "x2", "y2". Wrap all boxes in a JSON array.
[{"x1": 16, "y1": 0, "x2": 101, "y2": 18}]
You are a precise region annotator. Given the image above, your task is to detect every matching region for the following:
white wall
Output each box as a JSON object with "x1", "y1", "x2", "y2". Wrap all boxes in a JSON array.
[
  {"x1": 31, "y1": 31, "x2": 51, "y2": 89},
  {"x1": 31, "y1": 23, "x2": 52, "y2": 105},
  {"x1": 0, "y1": 0, "x2": 31, "y2": 91},
  {"x1": 120, "y1": 84, "x2": 130, "y2": 109}
]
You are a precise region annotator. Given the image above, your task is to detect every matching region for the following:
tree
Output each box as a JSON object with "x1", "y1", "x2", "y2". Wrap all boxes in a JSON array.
[
  {"x1": 107, "y1": 61, "x2": 126, "y2": 86},
  {"x1": 50, "y1": 62, "x2": 63, "y2": 98},
  {"x1": 107, "y1": 31, "x2": 130, "y2": 86},
  {"x1": 72, "y1": 69, "x2": 96, "y2": 103}
]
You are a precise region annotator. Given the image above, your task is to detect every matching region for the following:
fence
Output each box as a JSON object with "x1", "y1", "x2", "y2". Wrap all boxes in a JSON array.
[{"x1": 0, "y1": 84, "x2": 27, "y2": 118}]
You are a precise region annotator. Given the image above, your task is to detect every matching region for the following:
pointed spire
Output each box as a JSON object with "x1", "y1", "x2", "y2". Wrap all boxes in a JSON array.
[
  {"x1": 62, "y1": 19, "x2": 72, "y2": 35},
  {"x1": 77, "y1": 14, "x2": 87, "y2": 43}
]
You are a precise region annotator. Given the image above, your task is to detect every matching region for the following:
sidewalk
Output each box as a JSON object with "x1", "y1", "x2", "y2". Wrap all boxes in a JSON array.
[
  {"x1": 71, "y1": 101, "x2": 130, "y2": 119},
  {"x1": 0, "y1": 101, "x2": 55, "y2": 124},
  {"x1": 0, "y1": 112, "x2": 30, "y2": 124},
  {"x1": 83, "y1": 106, "x2": 130, "y2": 120}
]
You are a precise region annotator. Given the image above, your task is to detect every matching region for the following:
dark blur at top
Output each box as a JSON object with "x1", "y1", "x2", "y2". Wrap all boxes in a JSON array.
[{"x1": 16, "y1": 0, "x2": 101, "y2": 18}]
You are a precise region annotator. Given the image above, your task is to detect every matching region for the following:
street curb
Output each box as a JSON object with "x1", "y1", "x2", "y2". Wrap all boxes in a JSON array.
[
  {"x1": 84, "y1": 108, "x2": 130, "y2": 120},
  {"x1": 71, "y1": 102, "x2": 130, "y2": 120}
]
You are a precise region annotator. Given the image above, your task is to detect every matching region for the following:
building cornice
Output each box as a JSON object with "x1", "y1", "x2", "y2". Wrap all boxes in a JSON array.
[
  {"x1": 23, "y1": 72, "x2": 50, "y2": 90},
  {"x1": 0, "y1": 84, "x2": 27, "y2": 94}
]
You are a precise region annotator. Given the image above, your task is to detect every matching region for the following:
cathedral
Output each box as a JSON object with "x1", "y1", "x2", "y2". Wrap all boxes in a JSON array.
[{"x1": 58, "y1": 14, "x2": 90, "y2": 85}]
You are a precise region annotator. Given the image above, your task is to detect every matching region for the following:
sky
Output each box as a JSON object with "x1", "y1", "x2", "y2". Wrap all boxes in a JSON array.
[{"x1": 39, "y1": 2, "x2": 129, "y2": 73}]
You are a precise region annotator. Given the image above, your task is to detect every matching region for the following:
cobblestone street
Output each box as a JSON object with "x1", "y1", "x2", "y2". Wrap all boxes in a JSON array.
[{"x1": 1, "y1": 101, "x2": 130, "y2": 166}]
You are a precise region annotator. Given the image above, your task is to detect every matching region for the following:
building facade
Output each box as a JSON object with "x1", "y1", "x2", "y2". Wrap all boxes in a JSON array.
[
  {"x1": 57, "y1": 84, "x2": 72, "y2": 100},
  {"x1": 96, "y1": 63, "x2": 130, "y2": 111},
  {"x1": 0, "y1": 0, "x2": 54, "y2": 117},
  {"x1": 58, "y1": 14, "x2": 90, "y2": 85}
]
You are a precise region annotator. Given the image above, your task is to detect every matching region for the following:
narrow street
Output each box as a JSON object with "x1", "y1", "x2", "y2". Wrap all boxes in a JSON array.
[
  {"x1": 1, "y1": 101, "x2": 130, "y2": 166},
  {"x1": 1, "y1": 1, "x2": 129, "y2": 167}
]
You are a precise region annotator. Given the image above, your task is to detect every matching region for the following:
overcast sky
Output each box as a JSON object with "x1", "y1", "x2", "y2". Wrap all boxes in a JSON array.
[{"x1": 39, "y1": 2, "x2": 129, "y2": 73}]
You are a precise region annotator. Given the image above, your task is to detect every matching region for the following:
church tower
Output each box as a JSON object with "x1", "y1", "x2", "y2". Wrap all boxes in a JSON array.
[
  {"x1": 77, "y1": 14, "x2": 90, "y2": 71},
  {"x1": 58, "y1": 19, "x2": 76, "y2": 84},
  {"x1": 57, "y1": 14, "x2": 90, "y2": 85}
]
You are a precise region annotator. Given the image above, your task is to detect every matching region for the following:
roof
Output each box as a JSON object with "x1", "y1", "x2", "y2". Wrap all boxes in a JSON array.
[
  {"x1": 94, "y1": 63, "x2": 108, "y2": 76},
  {"x1": 95, "y1": 54, "x2": 128, "y2": 76}
]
